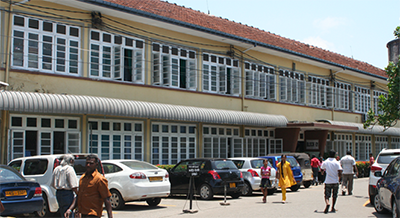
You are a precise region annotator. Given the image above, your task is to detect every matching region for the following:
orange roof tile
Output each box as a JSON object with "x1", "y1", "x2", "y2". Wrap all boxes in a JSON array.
[{"x1": 103, "y1": 0, "x2": 387, "y2": 78}]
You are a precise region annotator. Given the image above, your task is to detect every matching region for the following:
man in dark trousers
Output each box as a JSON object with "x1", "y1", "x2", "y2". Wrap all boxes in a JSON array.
[
  {"x1": 321, "y1": 150, "x2": 342, "y2": 214},
  {"x1": 311, "y1": 155, "x2": 320, "y2": 185},
  {"x1": 65, "y1": 154, "x2": 113, "y2": 218},
  {"x1": 340, "y1": 151, "x2": 358, "y2": 195}
]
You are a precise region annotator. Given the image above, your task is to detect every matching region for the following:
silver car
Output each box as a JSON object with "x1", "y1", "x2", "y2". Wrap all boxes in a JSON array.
[{"x1": 229, "y1": 157, "x2": 278, "y2": 195}]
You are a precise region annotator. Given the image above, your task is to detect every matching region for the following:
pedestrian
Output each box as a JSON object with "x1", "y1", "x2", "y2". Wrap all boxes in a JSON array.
[
  {"x1": 340, "y1": 151, "x2": 358, "y2": 196},
  {"x1": 318, "y1": 156, "x2": 325, "y2": 184},
  {"x1": 369, "y1": 153, "x2": 375, "y2": 174},
  {"x1": 50, "y1": 154, "x2": 78, "y2": 218},
  {"x1": 260, "y1": 159, "x2": 271, "y2": 203},
  {"x1": 276, "y1": 154, "x2": 296, "y2": 204},
  {"x1": 311, "y1": 155, "x2": 320, "y2": 186},
  {"x1": 65, "y1": 154, "x2": 113, "y2": 218},
  {"x1": 320, "y1": 150, "x2": 343, "y2": 214}
]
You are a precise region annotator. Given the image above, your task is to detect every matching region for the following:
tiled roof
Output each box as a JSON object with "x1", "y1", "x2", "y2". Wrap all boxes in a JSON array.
[{"x1": 103, "y1": 0, "x2": 387, "y2": 78}]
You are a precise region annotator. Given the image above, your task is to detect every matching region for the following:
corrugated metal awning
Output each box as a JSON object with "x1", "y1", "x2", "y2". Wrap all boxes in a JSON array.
[
  {"x1": 0, "y1": 91, "x2": 288, "y2": 127},
  {"x1": 318, "y1": 119, "x2": 400, "y2": 136}
]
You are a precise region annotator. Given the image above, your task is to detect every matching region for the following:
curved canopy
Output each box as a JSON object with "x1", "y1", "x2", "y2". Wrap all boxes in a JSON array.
[
  {"x1": 318, "y1": 120, "x2": 400, "y2": 136},
  {"x1": 0, "y1": 91, "x2": 288, "y2": 127}
]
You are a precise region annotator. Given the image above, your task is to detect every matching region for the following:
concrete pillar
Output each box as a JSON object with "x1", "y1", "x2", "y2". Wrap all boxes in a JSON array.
[{"x1": 275, "y1": 128, "x2": 300, "y2": 152}]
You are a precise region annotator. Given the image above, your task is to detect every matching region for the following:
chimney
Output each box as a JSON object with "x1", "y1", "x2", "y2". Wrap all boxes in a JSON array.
[{"x1": 387, "y1": 38, "x2": 400, "y2": 64}]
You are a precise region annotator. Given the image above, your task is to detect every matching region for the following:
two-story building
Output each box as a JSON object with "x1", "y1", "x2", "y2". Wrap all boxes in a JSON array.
[{"x1": 0, "y1": 0, "x2": 398, "y2": 164}]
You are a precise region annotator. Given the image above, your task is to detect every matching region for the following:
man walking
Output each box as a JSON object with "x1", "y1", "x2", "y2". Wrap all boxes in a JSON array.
[
  {"x1": 51, "y1": 154, "x2": 78, "y2": 218},
  {"x1": 65, "y1": 154, "x2": 113, "y2": 218},
  {"x1": 321, "y1": 150, "x2": 342, "y2": 214},
  {"x1": 311, "y1": 155, "x2": 320, "y2": 186},
  {"x1": 340, "y1": 151, "x2": 358, "y2": 195}
]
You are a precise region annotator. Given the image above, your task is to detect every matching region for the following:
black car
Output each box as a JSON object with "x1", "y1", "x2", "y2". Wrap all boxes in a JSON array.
[
  {"x1": 374, "y1": 156, "x2": 400, "y2": 217},
  {"x1": 169, "y1": 158, "x2": 244, "y2": 200}
]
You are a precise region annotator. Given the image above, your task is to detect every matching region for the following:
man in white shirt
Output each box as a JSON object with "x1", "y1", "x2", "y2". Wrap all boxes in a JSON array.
[
  {"x1": 321, "y1": 150, "x2": 343, "y2": 214},
  {"x1": 340, "y1": 151, "x2": 358, "y2": 196},
  {"x1": 51, "y1": 154, "x2": 78, "y2": 218}
]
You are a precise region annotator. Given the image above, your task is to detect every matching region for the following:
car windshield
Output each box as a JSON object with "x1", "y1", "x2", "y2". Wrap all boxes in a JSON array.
[
  {"x1": 250, "y1": 159, "x2": 265, "y2": 169},
  {"x1": 377, "y1": 153, "x2": 400, "y2": 164},
  {"x1": 0, "y1": 167, "x2": 25, "y2": 182},
  {"x1": 121, "y1": 161, "x2": 158, "y2": 170},
  {"x1": 278, "y1": 157, "x2": 300, "y2": 167},
  {"x1": 214, "y1": 160, "x2": 237, "y2": 170}
]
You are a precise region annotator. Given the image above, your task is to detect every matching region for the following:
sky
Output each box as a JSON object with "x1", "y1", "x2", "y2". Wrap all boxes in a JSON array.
[{"x1": 169, "y1": 0, "x2": 400, "y2": 70}]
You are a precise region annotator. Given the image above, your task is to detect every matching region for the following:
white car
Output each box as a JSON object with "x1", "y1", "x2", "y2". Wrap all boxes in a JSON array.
[
  {"x1": 369, "y1": 148, "x2": 400, "y2": 204},
  {"x1": 7, "y1": 154, "x2": 103, "y2": 217},
  {"x1": 229, "y1": 157, "x2": 278, "y2": 195},
  {"x1": 102, "y1": 160, "x2": 170, "y2": 209}
]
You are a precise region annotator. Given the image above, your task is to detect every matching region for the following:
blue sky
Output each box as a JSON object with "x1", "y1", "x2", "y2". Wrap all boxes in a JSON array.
[{"x1": 169, "y1": 0, "x2": 400, "y2": 70}]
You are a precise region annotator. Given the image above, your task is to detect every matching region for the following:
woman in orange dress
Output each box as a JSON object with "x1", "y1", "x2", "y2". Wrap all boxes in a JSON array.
[{"x1": 276, "y1": 154, "x2": 297, "y2": 204}]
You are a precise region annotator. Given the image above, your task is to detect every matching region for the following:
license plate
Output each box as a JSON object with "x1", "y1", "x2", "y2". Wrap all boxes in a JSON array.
[
  {"x1": 149, "y1": 177, "x2": 163, "y2": 182},
  {"x1": 5, "y1": 190, "x2": 27, "y2": 197},
  {"x1": 229, "y1": 183, "x2": 236, "y2": 188}
]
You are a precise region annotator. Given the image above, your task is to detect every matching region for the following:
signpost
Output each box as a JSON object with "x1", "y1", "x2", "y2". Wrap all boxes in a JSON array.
[{"x1": 183, "y1": 164, "x2": 199, "y2": 214}]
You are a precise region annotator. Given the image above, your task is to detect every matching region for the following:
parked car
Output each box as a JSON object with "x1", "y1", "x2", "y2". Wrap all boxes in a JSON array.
[
  {"x1": 259, "y1": 155, "x2": 303, "y2": 191},
  {"x1": 229, "y1": 157, "x2": 278, "y2": 195},
  {"x1": 268, "y1": 153, "x2": 313, "y2": 188},
  {"x1": 101, "y1": 159, "x2": 170, "y2": 209},
  {"x1": 169, "y1": 158, "x2": 244, "y2": 200},
  {"x1": 373, "y1": 156, "x2": 400, "y2": 217},
  {"x1": 7, "y1": 154, "x2": 104, "y2": 217},
  {"x1": 369, "y1": 148, "x2": 400, "y2": 204},
  {"x1": 0, "y1": 165, "x2": 44, "y2": 217}
]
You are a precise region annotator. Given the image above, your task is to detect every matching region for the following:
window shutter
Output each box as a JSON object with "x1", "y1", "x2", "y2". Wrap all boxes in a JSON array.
[
  {"x1": 219, "y1": 66, "x2": 226, "y2": 93},
  {"x1": 279, "y1": 76, "x2": 287, "y2": 101},
  {"x1": 152, "y1": 53, "x2": 161, "y2": 85},
  {"x1": 267, "y1": 74, "x2": 276, "y2": 100},
  {"x1": 67, "y1": 132, "x2": 80, "y2": 153},
  {"x1": 260, "y1": 73, "x2": 266, "y2": 98},
  {"x1": 162, "y1": 54, "x2": 171, "y2": 86},
  {"x1": 232, "y1": 68, "x2": 241, "y2": 95},
  {"x1": 10, "y1": 130, "x2": 25, "y2": 160},
  {"x1": 210, "y1": 66, "x2": 218, "y2": 92},
  {"x1": 171, "y1": 57, "x2": 179, "y2": 87},
  {"x1": 203, "y1": 64, "x2": 210, "y2": 91},
  {"x1": 133, "y1": 50, "x2": 143, "y2": 82},
  {"x1": 187, "y1": 60, "x2": 197, "y2": 90},
  {"x1": 246, "y1": 71, "x2": 254, "y2": 96},
  {"x1": 113, "y1": 46, "x2": 122, "y2": 80}
]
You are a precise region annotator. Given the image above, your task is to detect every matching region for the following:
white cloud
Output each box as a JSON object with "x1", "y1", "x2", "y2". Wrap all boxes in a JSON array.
[
  {"x1": 302, "y1": 36, "x2": 335, "y2": 51},
  {"x1": 313, "y1": 17, "x2": 348, "y2": 33}
]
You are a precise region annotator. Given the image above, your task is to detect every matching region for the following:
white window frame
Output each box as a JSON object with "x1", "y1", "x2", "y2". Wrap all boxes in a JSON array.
[
  {"x1": 392, "y1": 137, "x2": 400, "y2": 149},
  {"x1": 245, "y1": 62, "x2": 276, "y2": 100},
  {"x1": 279, "y1": 70, "x2": 305, "y2": 104},
  {"x1": 326, "y1": 133, "x2": 353, "y2": 158},
  {"x1": 203, "y1": 126, "x2": 242, "y2": 158},
  {"x1": 355, "y1": 135, "x2": 372, "y2": 161},
  {"x1": 334, "y1": 81, "x2": 352, "y2": 111},
  {"x1": 373, "y1": 90, "x2": 387, "y2": 115},
  {"x1": 375, "y1": 136, "x2": 388, "y2": 155},
  {"x1": 203, "y1": 54, "x2": 241, "y2": 96},
  {"x1": 152, "y1": 43, "x2": 196, "y2": 90},
  {"x1": 11, "y1": 15, "x2": 81, "y2": 75},
  {"x1": 354, "y1": 86, "x2": 371, "y2": 114},
  {"x1": 307, "y1": 76, "x2": 331, "y2": 108}
]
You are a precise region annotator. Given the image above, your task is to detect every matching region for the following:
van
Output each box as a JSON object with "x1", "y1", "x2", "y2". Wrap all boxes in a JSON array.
[{"x1": 8, "y1": 154, "x2": 104, "y2": 217}]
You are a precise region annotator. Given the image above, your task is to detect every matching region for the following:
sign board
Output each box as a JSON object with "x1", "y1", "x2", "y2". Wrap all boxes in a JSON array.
[
  {"x1": 306, "y1": 140, "x2": 319, "y2": 150},
  {"x1": 187, "y1": 164, "x2": 200, "y2": 177}
]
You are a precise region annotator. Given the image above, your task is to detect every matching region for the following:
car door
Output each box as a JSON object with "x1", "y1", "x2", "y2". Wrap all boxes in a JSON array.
[
  {"x1": 169, "y1": 160, "x2": 190, "y2": 193},
  {"x1": 379, "y1": 159, "x2": 400, "y2": 208}
]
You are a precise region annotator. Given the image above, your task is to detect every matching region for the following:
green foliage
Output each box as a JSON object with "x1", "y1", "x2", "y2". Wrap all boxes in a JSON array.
[
  {"x1": 395, "y1": 26, "x2": 400, "y2": 39},
  {"x1": 156, "y1": 164, "x2": 175, "y2": 172},
  {"x1": 364, "y1": 58, "x2": 400, "y2": 129},
  {"x1": 356, "y1": 161, "x2": 370, "y2": 177}
]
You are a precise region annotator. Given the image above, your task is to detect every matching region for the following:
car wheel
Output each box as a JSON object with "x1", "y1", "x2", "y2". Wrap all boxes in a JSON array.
[
  {"x1": 290, "y1": 184, "x2": 300, "y2": 192},
  {"x1": 267, "y1": 188, "x2": 276, "y2": 195},
  {"x1": 199, "y1": 184, "x2": 214, "y2": 200},
  {"x1": 34, "y1": 193, "x2": 49, "y2": 217},
  {"x1": 374, "y1": 194, "x2": 389, "y2": 214},
  {"x1": 230, "y1": 193, "x2": 241, "y2": 199},
  {"x1": 303, "y1": 181, "x2": 312, "y2": 188},
  {"x1": 110, "y1": 190, "x2": 125, "y2": 210},
  {"x1": 393, "y1": 200, "x2": 398, "y2": 218},
  {"x1": 146, "y1": 198, "x2": 162, "y2": 207},
  {"x1": 242, "y1": 182, "x2": 253, "y2": 196}
]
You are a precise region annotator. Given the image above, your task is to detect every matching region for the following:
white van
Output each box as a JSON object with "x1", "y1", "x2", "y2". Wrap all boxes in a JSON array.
[{"x1": 8, "y1": 154, "x2": 104, "y2": 217}]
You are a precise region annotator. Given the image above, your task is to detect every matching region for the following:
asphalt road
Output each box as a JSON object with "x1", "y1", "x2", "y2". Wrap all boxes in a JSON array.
[{"x1": 107, "y1": 177, "x2": 390, "y2": 218}]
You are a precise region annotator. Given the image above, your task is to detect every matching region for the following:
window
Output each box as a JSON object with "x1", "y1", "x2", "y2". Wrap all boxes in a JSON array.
[
  {"x1": 245, "y1": 63, "x2": 276, "y2": 100},
  {"x1": 151, "y1": 123, "x2": 196, "y2": 165},
  {"x1": 90, "y1": 30, "x2": 144, "y2": 83},
  {"x1": 326, "y1": 133, "x2": 352, "y2": 158},
  {"x1": 279, "y1": 70, "x2": 305, "y2": 104},
  {"x1": 375, "y1": 136, "x2": 388, "y2": 154},
  {"x1": 373, "y1": 90, "x2": 387, "y2": 115},
  {"x1": 203, "y1": 54, "x2": 240, "y2": 95},
  {"x1": 307, "y1": 76, "x2": 332, "y2": 108},
  {"x1": 88, "y1": 119, "x2": 144, "y2": 161},
  {"x1": 203, "y1": 126, "x2": 242, "y2": 158},
  {"x1": 354, "y1": 86, "x2": 371, "y2": 113},
  {"x1": 392, "y1": 137, "x2": 400, "y2": 149},
  {"x1": 334, "y1": 81, "x2": 352, "y2": 110},
  {"x1": 244, "y1": 128, "x2": 281, "y2": 157},
  {"x1": 12, "y1": 15, "x2": 80, "y2": 75},
  {"x1": 355, "y1": 135, "x2": 371, "y2": 160},
  {"x1": 152, "y1": 43, "x2": 196, "y2": 90}
]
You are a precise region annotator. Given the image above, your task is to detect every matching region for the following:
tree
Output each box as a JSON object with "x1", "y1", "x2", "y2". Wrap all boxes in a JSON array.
[
  {"x1": 364, "y1": 58, "x2": 400, "y2": 129},
  {"x1": 395, "y1": 26, "x2": 400, "y2": 39}
]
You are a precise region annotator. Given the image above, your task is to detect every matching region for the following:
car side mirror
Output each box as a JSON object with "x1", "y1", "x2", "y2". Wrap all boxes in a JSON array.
[{"x1": 374, "y1": 171, "x2": 382, "y2": 177}]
